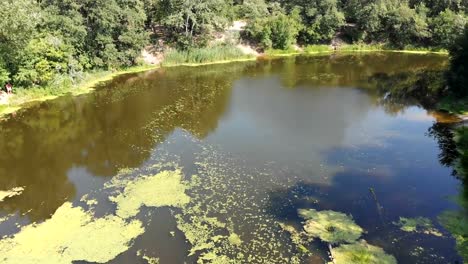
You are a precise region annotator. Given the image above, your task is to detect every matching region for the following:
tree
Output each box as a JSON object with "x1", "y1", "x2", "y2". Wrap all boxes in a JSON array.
[
  {"x1": 344, "y1": 0, "x2": 392, "y2": 42},
  {"x1": 238, "y1": 0, "x2": 270, "y2": 20},
  {"x1": 0, "y1": 0, "x2": 41, "y2": 79},
  {"x1": 150, "y1": 0, "x2": 232, "y2": 48},
  {"x1": 15, "y1": 35, "x2": 75, "y2": 86},
  {"x1": 83, "y1": 0, "x2": 148, "y2": 69},
  {"x1": 431, "y1": 9, "x2": 467, "y2": 48},
  {"x1": 246, "y1": 7, "x2": 303, "y2": 49},
  {"x1": 288, "y1": 0, "x2": 345, "y2": 44},
  {"x1": 385, "y1": 2, "x2": 431, "y2": 47},
  {"x1": 447, "y1": 26, "x2": 468, "y2": 96},
  {"x1": 413, "y1": 0, "x2": 465, "y2": 16}
]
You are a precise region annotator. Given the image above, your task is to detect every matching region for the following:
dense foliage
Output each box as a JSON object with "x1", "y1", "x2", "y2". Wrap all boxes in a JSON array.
[
  {"x1": 447, "y1": 26, "x2": 468, "y2": 96},
  {"x1": 0, "y1": 0, "x2": 467, "y2": 89}
]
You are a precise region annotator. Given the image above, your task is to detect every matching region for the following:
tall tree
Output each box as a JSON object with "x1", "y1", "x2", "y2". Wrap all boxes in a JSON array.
[
  {"x1": 431, "y1": 9, "x2": 467, "y2": 48},
  {"x1": 286, "y1": 0, "x2": 345, "y2": 43},
  {"x1": 83, "y1": 0, "x2": 148, "y2": 68},
  {"x1": 0, "y1": 0, "x2": 41, "y2": 82}
]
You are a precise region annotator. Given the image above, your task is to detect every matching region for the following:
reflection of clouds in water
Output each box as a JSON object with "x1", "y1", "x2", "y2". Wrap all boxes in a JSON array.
[
  {"x1": 210, "y1": 77, "x2": 372, "y2": 158},
  {"x1": 206, "y1": 77, "x2": 402, "y2": 183}
]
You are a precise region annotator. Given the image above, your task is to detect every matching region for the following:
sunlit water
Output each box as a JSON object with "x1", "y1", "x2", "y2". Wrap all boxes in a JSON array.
[{"x1": 0, "y1": 53, "x2": 463, "y2": 263}]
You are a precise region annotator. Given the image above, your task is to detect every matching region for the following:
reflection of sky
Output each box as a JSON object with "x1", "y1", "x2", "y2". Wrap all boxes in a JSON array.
[
  {"x1": 204, "y1": 75, "x2": 453, "y2": 190},
  {"x1": 207, "y1": 77, "x2": 372, "y2": 163}
]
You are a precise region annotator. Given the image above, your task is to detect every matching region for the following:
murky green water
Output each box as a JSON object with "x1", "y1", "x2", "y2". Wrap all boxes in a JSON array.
[{"x1": 0, "y1": 53, "x2": 464, "y2": 263}]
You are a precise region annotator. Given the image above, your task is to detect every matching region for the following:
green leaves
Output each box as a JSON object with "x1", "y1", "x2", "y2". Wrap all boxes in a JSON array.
[{"x1": 245, "y1": 7, "x2": 303, "y2": 49}]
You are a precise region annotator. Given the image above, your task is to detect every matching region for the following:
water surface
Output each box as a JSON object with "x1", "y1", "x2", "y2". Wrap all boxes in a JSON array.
[{"x1": 0, "y1": 53, "x2": 463, "y2": 263}]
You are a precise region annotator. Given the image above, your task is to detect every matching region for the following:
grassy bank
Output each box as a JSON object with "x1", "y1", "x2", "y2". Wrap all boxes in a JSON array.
[{"x1": 265, "y1": 44, "x2": 448, "y2": 56}]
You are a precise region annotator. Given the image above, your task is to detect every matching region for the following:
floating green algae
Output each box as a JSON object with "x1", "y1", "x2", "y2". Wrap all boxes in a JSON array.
[
  {"x1": 228, "y1": 233, "x2": 242, "y2": 246},
  {"x1": 142, "y1": 254, "x2": 160, "y2": 264},
  {"x1": 298, "y1": 209, "x2": 364, "y2": 244},
  {"x1": 0, "y1": 202, "x2": 144, "y2": 264},
  {"x1": 331, "y1": 240, "x2": 397, "y2": 264},
  {"x1": 0, "y1": 187, "x2": 24, "y2": 202},
  {"x1": 279, "y1": 223, "x2": 312, "y2": 255},
  {"x1": 170, "y1": 143, "x2": 300, "y2": 263},
  {"x1": 109, "y1": 169, "x2": 190, "y2": 219},
  {"x1": 394, "y1": 217, "x2": 443, "y2": 237}
]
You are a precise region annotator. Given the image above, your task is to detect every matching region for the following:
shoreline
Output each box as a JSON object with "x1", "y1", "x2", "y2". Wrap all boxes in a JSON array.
[{"x1": 0, "y1": 49, "x2": 449, "y2": 119}]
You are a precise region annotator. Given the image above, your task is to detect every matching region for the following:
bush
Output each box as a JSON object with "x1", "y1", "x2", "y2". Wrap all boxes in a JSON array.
[{"x1": 14, "y1": 35, "x2": 77, "y2": 86}]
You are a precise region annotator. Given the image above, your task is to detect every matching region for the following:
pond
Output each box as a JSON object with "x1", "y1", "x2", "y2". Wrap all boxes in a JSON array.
[{"x1": 0, "y1": 53, "x2": 464, "y2": 264}]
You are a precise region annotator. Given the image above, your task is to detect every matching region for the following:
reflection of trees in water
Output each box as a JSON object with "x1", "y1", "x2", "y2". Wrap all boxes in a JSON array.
[
  {"x1": 0, "y1": 63, "x2": 248, "y2": 222},
  {"x1": 427, "y1": 123, "x2": 458, "y2": 170},
  {"x1": 427, "y1": 119, "x2": 468, "y2": 262},
  {"x1": 366, "y1": 70, "x2": 447, "y2": 115},
  {"x1": 249, "y1": 53, "x2": 447, "y2": 90}
]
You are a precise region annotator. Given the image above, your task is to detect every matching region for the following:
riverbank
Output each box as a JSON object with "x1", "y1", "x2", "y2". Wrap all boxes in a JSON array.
[
  {"x1": 266, "y1": 44, "x2": 448, "y2": 56},
  {"x1": 0, "y1": 47, "x2": 450, "y2": 119}
]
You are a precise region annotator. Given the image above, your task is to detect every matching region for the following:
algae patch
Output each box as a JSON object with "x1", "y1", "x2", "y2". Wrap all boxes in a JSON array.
[
  {"x1": 228, "y1": 233, "x2": 242, "y2": 246},
  {"x1": 0, "y1": 187, "x2": 24, "y2": 202},
  {"x1": 109, "y1": 169, "x2": 190, "y2": 219},
  {"x1": 299, "y1": 209, "x2": 363, "y2": 244},
  {"x1": 0, "y1": 202, "x2": 144, "y2": 264},
  {"x1": 394, "y1": 217, "x2": 443, "y2": 237},
  {"x1": 331, "y1": 240, "x2": 397, "y2": 264}
]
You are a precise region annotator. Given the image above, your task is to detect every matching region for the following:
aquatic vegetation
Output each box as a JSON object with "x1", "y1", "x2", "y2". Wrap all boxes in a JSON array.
[
  {"x1": 439, "y1": 210, "x2": 468, "y2": 261},
  {"x1": 175, "y1": 211, "x2": 226, "y2": 256},
  {"x1": 170, "y1": 144, "x2": 300, "y2": 263},
  {"x1": 298, "y1": 209, "x2": 363, "y2": 244},
  {"x1": 0, "y1": 187, "x2": 24, "y2": 202},
  {"x1": 142, "y1": 254, "x2": 160, "y2": 264},
  {"x1": 0, "y1": 202, "x2": 144, "y2": 264},
  {"x1": 109, "y1": 170, "x2": 190, "y2": 219},
  {"x1": 279, "y1": 223, "x2": 312, "y2": 255},
  {"x1": 394, "y1": 217, "x2": 443, "y2": 236},
  {"x1": 228, "y1": 233, "x2": 242, "y2": 246},
  {"x1": 331, "y1": 240, "x2": 397, "y2": 264}
]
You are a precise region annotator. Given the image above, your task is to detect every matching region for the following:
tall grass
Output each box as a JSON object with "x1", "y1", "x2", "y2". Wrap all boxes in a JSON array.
[
  {"x1": 338, "y1": 44, "x2": 386, "y2": 51},
  {"x1": 264, "y1": 47, "x2": 299, "y2": 56},
  {"x1": 162, "y1": 44, "x2": 253, "y2": 66},
  {"x1": 303, "y1": 45, "x2": 331, "y2": 53}
]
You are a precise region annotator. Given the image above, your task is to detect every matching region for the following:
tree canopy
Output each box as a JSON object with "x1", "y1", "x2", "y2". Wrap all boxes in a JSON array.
[{"x1": 0, "y1": 0, "x2": 466, "y2": 88}]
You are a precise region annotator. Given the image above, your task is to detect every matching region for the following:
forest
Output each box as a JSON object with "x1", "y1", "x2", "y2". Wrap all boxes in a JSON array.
[{"x1": 0, "y1": 0, "x2": 467, "y2": 92}]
